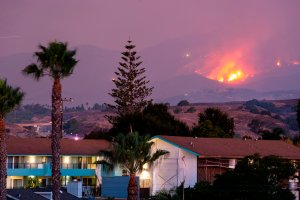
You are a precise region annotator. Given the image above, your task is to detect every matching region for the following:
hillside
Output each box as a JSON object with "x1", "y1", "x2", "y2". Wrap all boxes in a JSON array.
[{"x1": 5, "y1": 99, "x2": 299, "y2": 139}]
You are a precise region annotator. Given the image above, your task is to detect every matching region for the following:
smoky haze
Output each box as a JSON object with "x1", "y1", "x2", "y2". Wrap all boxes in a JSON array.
[{"x1": 1, "y1": 0, "x2": 300, "y2": 104}]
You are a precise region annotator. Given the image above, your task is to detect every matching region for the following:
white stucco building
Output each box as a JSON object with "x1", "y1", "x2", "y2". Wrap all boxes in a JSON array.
[{"x1": 148, "y1": 135, "x2": 300, "y2": 197}]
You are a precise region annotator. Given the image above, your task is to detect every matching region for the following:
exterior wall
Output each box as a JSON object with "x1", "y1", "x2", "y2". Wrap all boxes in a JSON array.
[
  {"x1": 102, "y1": 176, "x2": 139, "y2": 198},
  {"x1": 150, "y1": 138, "x2": 197, "y2": 195},
  {"x1": 197, "y1": 158, "x2": 236, "y2": 183},
  {"x1": 6, "y1": 155, "x2": 104, "y2": 189}
]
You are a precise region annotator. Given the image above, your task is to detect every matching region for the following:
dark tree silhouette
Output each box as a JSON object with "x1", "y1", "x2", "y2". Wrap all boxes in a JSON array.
[
  {"x1": 107, "y1": 40, "x2": 153, "y2": 123},
  {"x1": 213, "y1": 154, "x2": 296, "y2": 200},
  {"x1": 0, "y1": 79, "x2": 24, "y2": 200},
  {"x1": 110, "y1": 103, "x2": 190, "y2": 137},
  {"x1": 192, "y1": 107, "x2": 234, "y2": 138},
  {"x1": 23, "y1": 41, "x2": 78, "y2": 200}
]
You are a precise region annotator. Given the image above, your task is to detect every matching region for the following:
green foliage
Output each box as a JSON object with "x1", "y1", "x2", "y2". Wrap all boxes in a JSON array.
[
  {"x1": 64, "y1": 104, "x2": 85, "y2": 112},
  {"x1": 63, "y1": 118, "x2": 79, "y2": 134},
  {"x1": 151, "y1": 189, "x2": 180, "y2": 200},
  {"x1": 91, "y1": 103, "x2": 110, "y2": 111},
  {"x1": 177, "y1": 100, "x2": 190, "y2": 106},
  {"x1": 248, "y1": 119, "x2": 263, "y2": 133},
  {"x1": 23, "y1": 41, "x2": 78, "y2": 200},
  {"x1": 173, "y1": 107, "x2": 182, "y2": 114},
  {"x1": 285, "y1": 115, "x2": 298, "y2": 131},
  {"x1": 175, "y1": 182, "x2": 214, "y2": 200},
  {"x1": 0, "y1": 79, "x2": 25, "y2": 118},
  {"x1": 212, "y1": 154, "x2": 296, "y2": 200},
  {"x1": 97, "y1": 132, "x2": 168, "y2": 174},
  {"x1": 259, "y1": 127, "x2": 284, "y2": 140},
  {"x1": 192, "y1": 107, "x2": 234, "y2": 138},
  {"x1": 175, "y1": 155, "x2": 296, "y2": 200},
  {"x1": 107, "y1": 40, "x2": 153, "y2": 120},
  {"x1": 185, "y1": 107, "x2": 196, "y2": 113},
  {"x1": 244, "y1": 99, "x2": 279, "y2": 116},
  {"x1": 5, "y1": 104, "x2": 50, "y2": 123},
  {"x1": 110, "y1": 103, "x2": 190, "y2": 137},
  {"x1": 192, "y1": 120, "x2": 228, "y2": 138},
  {"x1": 25, "y1": 176, "x2": 38, "y2": 188},
  {"x1": 23, "y1": 41, "x2": 78, "y2": 80}
]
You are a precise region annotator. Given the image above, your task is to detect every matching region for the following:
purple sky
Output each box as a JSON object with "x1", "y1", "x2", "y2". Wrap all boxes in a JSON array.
[
  {"x1": 1, "y1": 0, "x2": 300, "y2": 104},
  {"x1": 1, "y1": 0, "x2": 299, "y2": 56}
]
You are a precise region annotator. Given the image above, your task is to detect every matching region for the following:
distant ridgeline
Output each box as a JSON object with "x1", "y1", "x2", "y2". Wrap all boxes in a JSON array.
[{"x1": 5, "y1": 103, "x2": 111, "y2": 123}]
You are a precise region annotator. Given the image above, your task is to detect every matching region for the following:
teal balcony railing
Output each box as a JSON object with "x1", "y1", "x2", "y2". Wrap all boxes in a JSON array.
[{"x1": 7, "y1": 162, "x2": 96, "y2": 177}]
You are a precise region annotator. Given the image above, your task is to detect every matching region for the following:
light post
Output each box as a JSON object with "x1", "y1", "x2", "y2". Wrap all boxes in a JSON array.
[{"x1": 61, "y1": 98, "x2": 73, "y2": 138}]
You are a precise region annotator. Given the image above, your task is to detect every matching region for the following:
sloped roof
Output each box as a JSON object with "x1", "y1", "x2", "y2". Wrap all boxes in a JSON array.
[
  {"x1": 7, "y1": 188, "x2": 83, "y2": 200},
  {"x1": 7, "y1": 137, "x2": 110, "y2": 156},
  {"x1": 154, "y1": 136, "x2": 300, "y2": 159}
]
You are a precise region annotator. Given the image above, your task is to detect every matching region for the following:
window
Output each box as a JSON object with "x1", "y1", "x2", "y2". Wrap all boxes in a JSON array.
[{"x1": 140, "y1": 179, "x2": 150, "y2": 188}]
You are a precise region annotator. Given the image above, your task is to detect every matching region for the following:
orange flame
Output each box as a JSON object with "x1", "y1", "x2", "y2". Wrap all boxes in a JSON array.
[
  {"x1": 192, "y1": 47, "x2": 254, "y2": 84},
  {"x1": 207, "y1": 58, "x2": 251, "y2": 84}
]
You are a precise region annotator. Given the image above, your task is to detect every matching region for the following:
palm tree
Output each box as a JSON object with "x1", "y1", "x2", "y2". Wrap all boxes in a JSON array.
[
  {"x1": 23, "y1": 41, "x2": 78, "y2": 200},
  {"x1": 97, "y1": 132, "x2": 168, "y2": 200},
  {"x1": 0, "y1": 79, "x2": 24, "y2": 200}
]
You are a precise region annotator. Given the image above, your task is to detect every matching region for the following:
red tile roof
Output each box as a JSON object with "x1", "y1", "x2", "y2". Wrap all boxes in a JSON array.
[
  {"x1": 157, "y1": 136, "x2": 300, "y2": 159},
  {"x1": 7, "y1": 137, "x2": 110, "y2": 155}
]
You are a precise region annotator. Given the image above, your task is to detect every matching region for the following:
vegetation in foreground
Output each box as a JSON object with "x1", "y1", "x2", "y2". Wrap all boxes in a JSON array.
[
  {"x1": 152, "y1": 154, "x2": 297, "y2": 200},
  {"x1": 0, "y1": 79, "x2": 24, "y2": 200},
  {"x1": 23, "y1": 41, "x2": 78, "y2": 200},
  {"x1": 96, "y1": 132, "x2": 168, "y2": 200}
]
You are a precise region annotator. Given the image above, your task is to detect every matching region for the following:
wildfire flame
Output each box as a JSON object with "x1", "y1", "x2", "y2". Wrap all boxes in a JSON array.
[{"x1": 206, "y1": 60, "x2": 250, "y2": 84}]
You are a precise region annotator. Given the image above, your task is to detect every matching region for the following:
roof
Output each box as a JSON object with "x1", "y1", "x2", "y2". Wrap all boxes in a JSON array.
[
  {"x1": 7, "y1": 188, "x2": 83, "y2": 200},
  {"x1": 153, "y1": 135, "x2": 300, "y2": 159},
  {"x1": 7, "y1": 137, "x2": 110, "y2": 156}
]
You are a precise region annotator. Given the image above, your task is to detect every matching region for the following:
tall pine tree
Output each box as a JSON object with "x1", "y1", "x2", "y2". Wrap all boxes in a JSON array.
[{"x1": 108, "y1": 40, "x2": 153, "y2": 121}]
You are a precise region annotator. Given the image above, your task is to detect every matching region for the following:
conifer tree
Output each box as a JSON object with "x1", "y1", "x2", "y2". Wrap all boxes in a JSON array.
[{"x1": 108, "y1": 40, "x2": 153, "y2": 121}]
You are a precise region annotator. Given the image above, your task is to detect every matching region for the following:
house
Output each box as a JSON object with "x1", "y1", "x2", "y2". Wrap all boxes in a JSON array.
[
  {"x1": 6, "y1": 137, "x2": 111, "y2": 197},
  {"x1": 148, "y1": 136, "x2": 300, "y2": 196}
]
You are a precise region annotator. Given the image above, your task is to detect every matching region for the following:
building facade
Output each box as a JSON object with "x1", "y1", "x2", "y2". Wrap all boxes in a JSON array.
[
  {"x1": 6, "y1": 137, "x2": 111, "y2": 196},
  {"x1": 149, "y1": 136, "x2": 300, "y2": 196}
]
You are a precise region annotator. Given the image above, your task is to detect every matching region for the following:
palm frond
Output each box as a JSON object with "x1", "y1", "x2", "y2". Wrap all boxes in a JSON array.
[
  {"x1": 23, "y1": 41, "x2": 78, "y2": 80},
  {"x1": 0, "y1": 79, "x2": 24, "y2": 118},
  {"x1": 150, "y1": 150, "x2": 169, "y2": 164},
  {"x1": 22, "y1": 64, "x2": 44, "y2": 80}
]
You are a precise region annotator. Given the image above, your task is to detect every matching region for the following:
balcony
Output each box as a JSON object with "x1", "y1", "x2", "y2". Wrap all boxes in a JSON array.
[
  {"x1": 7, "y1": 163, "x2": 51, "y2": 176},
  {"x1": 61, "y1": 163, "x2": 96, "y2": 176},
  {"x1": 7, "y1": 162, "x2": 96, "y2": 177}
]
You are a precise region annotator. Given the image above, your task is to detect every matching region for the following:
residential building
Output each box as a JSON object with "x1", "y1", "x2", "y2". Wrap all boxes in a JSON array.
[
  {"x1": 149, "y1": 136, "x2": 300, "y2": 196},
  {"x1": 6, "y1": 137, "x2": 110, "y2": 197}
]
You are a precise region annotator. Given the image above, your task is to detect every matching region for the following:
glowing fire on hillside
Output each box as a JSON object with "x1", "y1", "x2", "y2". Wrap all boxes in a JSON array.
[
  {"x1": 195, "y1": 50, "x2": 254, "y2": 84},
  {"x1": 208, "y1": 61, "x2": 247, "y2": 83}
]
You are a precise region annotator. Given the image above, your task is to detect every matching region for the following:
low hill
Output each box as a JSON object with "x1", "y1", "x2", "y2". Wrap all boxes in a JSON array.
[{"x1": 5, "y1": 99, "x2": 299, "y2": 139}]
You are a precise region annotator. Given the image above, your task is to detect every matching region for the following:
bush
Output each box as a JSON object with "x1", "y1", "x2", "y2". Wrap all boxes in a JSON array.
[
  {"x1": 177, "y1": 100, "x2": 190, "y2": 106},
  {"x1": 173, "y1": 107, "x2": 182, "y2": 114},
  {"x1": 185, "y1": 107, "x2": 196, "y2": 113}
]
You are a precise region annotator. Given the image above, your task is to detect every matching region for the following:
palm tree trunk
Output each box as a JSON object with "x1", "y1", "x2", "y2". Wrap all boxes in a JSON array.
[
  {"x1": 0, "y1": 118, "x2": 7, "y2": 200},
  {"x1": 127, "y1": 173, "x2": 138, "y2": 200},
  {"x1": 51, "y1": 78, "x2": 62, "y2": 200}
]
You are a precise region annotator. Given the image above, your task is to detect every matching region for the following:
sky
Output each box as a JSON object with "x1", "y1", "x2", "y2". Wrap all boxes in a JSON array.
[
  {"x1": 1, "y1": 0, "x2": 300, "y2": 104},
  {"x1": 1, "y1": 0, "x2": 299, "y2": 56}
]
